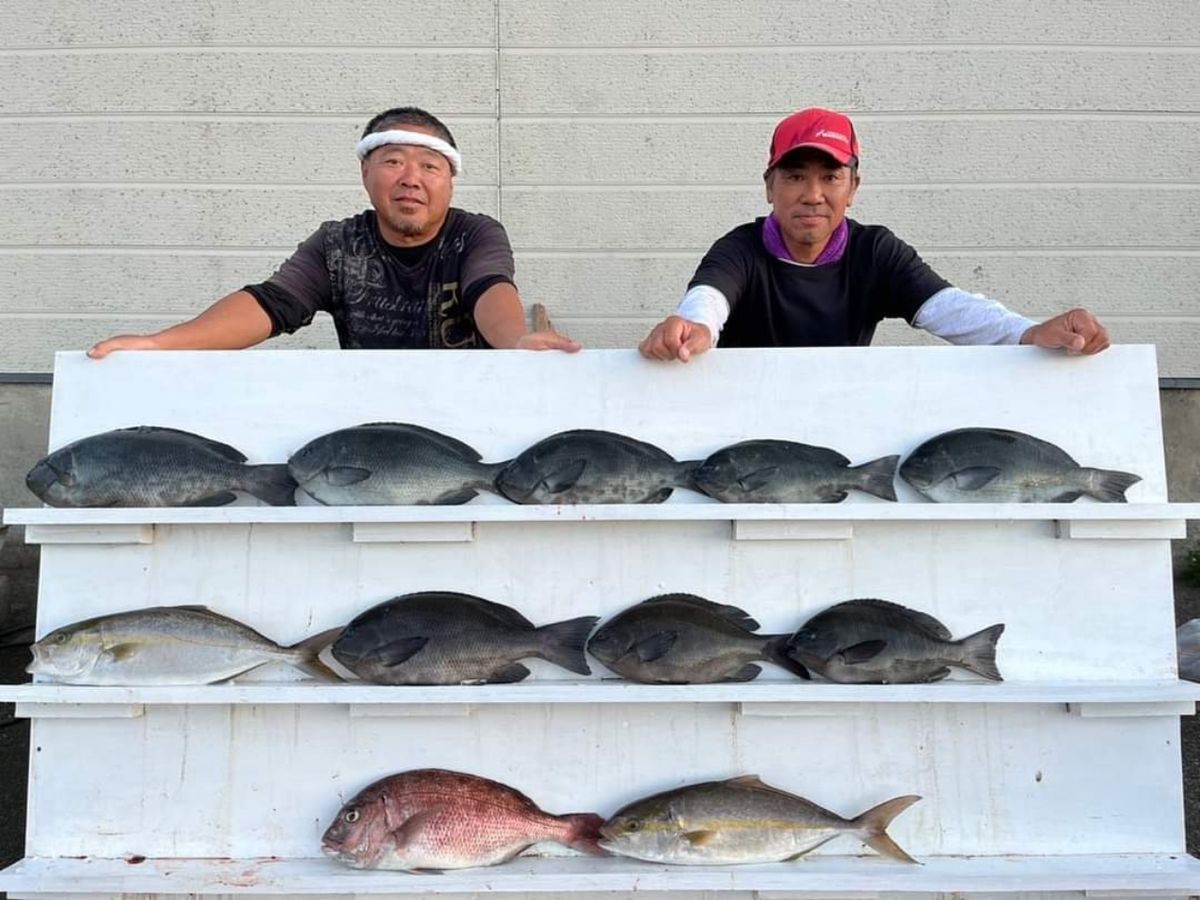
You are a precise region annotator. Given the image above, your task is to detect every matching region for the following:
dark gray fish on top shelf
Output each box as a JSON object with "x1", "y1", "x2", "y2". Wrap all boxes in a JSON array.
[
  {"x1": 25, "y1": 426, "x2": 297, "y2": 507},
  {"x1": 495, "y1": 429, "x2": 700, "y2": 504},
  {"x1": 693, "y1": 439, "x2": 898, "y2": 503},
  {"x1": 331, "y1": 591, "x2": 599, "y2": 685},
  {"x1": 288, "y1": 422, "x2": 507, "y2": 505},
  {"x1": 785, "y1": 598, "x2": 1005, "y2": 684},
  {"x1": 899, "y1": 427, "x2": 1141, "y2": 503},
  {"x1": 599, "y1": 775, "x2": 920, "y2": 865},
  {"x1": 587, "y1": 593, "x2": 810, "y2": 683}
]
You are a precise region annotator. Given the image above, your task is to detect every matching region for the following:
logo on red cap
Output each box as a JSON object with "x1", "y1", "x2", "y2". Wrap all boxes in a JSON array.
[{"x1": 767, "y1": 108, "x2": 861, "y2": 170}]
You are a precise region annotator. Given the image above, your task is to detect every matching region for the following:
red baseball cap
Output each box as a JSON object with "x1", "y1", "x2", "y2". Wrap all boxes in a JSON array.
[{"x1": 766, "y1": 108, "x2": 861, "y2": 171}]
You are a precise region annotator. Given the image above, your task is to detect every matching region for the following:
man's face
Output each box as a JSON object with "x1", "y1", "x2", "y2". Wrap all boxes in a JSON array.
[
  {"x1": 765, "y1": 149, "x2": 859, "y2": 258},
  {"x1": 360, "y1": 123, "x2": 454, "y2": 245}
]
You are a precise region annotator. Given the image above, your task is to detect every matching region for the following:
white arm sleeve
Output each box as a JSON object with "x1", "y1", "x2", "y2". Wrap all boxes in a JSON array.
[
  {"x1": 675, "y1": 285, "x2": 731, "y2": 344},
  {"x1": 913, "y1": 286, "x2": 1037, "y2": 346}
]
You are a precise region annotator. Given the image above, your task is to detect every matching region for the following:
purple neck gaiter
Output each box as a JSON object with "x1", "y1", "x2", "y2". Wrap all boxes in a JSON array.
[{"x1": 762, "y1": 215, "x2": 848, "y2": 266}]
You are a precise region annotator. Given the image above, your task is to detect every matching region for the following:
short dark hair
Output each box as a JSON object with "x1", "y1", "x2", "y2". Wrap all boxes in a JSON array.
[{"x1": 361, "y1": 107, "x2": 456, "y2": 148}]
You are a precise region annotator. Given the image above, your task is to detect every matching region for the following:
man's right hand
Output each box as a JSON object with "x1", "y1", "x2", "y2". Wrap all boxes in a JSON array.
[
  {"x1": 87, "y1": 334, "x2": 162, "y2": 359},
  {"x1": 638, "y1": 316, "x2": 713, "y2": 362}
]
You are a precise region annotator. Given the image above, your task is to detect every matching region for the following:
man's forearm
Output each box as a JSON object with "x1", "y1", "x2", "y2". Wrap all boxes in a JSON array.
[
  {"x1": 473, "y1": 283, "x2": 528, "y2": 348},
  {"x1": 152, "y1": 291, "x2": 275, "y2": 350}
]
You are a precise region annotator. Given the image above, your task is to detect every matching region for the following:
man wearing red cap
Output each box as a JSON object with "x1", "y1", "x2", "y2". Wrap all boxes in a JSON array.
[{"x1": 639, "y1": 107, "x2": 1109, "y2": 361}]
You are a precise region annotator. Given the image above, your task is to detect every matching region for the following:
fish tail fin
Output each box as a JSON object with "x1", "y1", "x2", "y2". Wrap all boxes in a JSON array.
[
  {"x1": 1082, "y1": 468, "x2": 1141, "y2": 503},
  {"x1": 287, "y1": 626, "x2": 345, "y2": 682},
  {"x1": 676, "y1": 459, "x2": 705, "y2": 488},
  {"x1": 849, "y1": 455, "x2": 900, "y2": 501},
  {"x1": 851, "y1": 794, "x2": 922, "y2": 864},
  {"x1": 536, "y1": 616, "x2": 600, "y2": 675},
  {"x1": 559, "y1": 812, "x2": 608, "y2": 856},
  {"x1": 243, "y1": 464, "x2": 299, "y2": 506},
  {"x1": 476, "y1": 459, "x2": 513, "y2": 496},
  {"x1": 956, "y1": 623, "x2": 1006, "y2": 681},
  {"x1": 763, "y1": 634, "x2": 811, "y2": 680}
]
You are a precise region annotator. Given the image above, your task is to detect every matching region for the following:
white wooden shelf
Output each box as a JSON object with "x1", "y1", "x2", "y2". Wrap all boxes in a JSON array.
[
  {"x1": 3, "y1": 680, "x2": 1197, "y2": 720},
  {"x1": 1, "y1": 853, "x2": 1198, "y2": 896},
  {"x1": 6, "y1": 502, "x2": 1198, "y2": 545}
]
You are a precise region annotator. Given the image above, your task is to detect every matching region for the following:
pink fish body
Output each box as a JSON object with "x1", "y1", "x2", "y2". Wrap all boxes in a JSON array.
[{"x1": 321, "y1": 768, "x2": 605, "y2": 871}]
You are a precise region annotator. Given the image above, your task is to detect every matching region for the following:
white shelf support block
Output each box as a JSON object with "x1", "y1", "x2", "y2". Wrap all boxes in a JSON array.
[
  {"x1": 13, "y1": 702, "x2": 144, "y2": 720},
  {"x1": 351, "y1": 521, "x2": 475, "y2": 543},
  {"x1": 1055, "y1": 519, "x2": 1187, "y2": 540},
  {"x1": 1068, "y1": 701, "x2": 1197, "y2": 718},
  {"x1": 733, "y1": 519, "x2": 853, "y2": 541},
  {"x1": 348, "y1": 703, "x2": 473, "y2": 718},
  {"x1": 23, "y1": 523, "x2": 154, "y2": 546}
]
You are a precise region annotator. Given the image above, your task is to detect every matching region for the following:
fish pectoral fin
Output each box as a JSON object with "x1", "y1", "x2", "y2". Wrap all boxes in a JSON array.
[
  {"x1": 182, "y1": 491, "x2": 238, "y2": 507},
  {"x1": 736, "y1": 466, "x2": 779, "y2": 493},
  {"x1": 390, "y1": 809, "x2": 438, "y2": 850},
  {"x1": 372, "y1": 637, "x2": 430, "y2": 668},
  {"x1": 682, "y1": 830, "x2": 718, "y2": 847},
  {"x1": 947, "y1": 466, "x2": 1002, "y2": 491},
  {"x1": 634, "y1": 631, "x2": 678, "y2": 662},
  {"x1": 324, "y1": 466, "x2": 373, "y2": 487},
  {"x1": 839, "y1": 640, "x2": 888, "y2": 665},
  {"x1": 103, "y1": 643, "x2": 141, "y2": 663},
  {"x1": 541, "y1": 459, "x2": 588, "y2": 494}
]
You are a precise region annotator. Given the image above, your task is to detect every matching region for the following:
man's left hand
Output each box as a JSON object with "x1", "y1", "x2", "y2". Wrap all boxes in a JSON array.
[
  {"x1": 514, "y1": 330, "x2": 582, "y2": 352},
  {"x1": 1020, "y1": 308, "x2": 1110, "y2": 355}
]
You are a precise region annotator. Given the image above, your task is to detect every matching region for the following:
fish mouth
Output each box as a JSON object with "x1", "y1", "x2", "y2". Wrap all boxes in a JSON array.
[{"x1": 25, "y1": 461, "x2": 61, "y2": 500}]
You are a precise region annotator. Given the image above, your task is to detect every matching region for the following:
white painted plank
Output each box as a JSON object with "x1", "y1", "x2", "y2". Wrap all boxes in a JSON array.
[
  {"x1": 350, "y1": 522, "x2": 475, "y2": 544},
  {"x1": 1057, "y1": 520, "x2": 1186, "y2": 540},
  {"x1": 23, "y1": 523, "x2": 153, "y2": 545},
  {"x1": 500, "y1": 187, "x2": 1200, "y2": 252},
  {"x1": 3, "y1": 852, "x2": 1200, "y2": 893},
  {"x1": 0, "y1": 186, "x2": 499, "y2": 247},
  {"x1": 499, "y1": 50, "x2": 1199, "y2": 115},
  {"x1": 0, "y1": 118, "x2": 499, "y2": 186},
  {"x1": 11, "y1": 503, "x2": 1200, "y2": 528},
  {"x1": 498, "y1": 0, "x2": 1200, "y2": 45},
  {"x1": 5, "y1": 681, "x2": 1200, "y2": 709},
  {"x1": 0, "y1": 51, "x2": 497, "y2": 115},
  {"x1": 499, "y1": 117, "x2": 1200, "y2": 185},
  {"x1": 0, "y1": 0, "x2": 497, "y2": 46}
]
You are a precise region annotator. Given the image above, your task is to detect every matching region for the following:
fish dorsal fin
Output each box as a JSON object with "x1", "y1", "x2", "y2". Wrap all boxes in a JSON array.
[
  {"x1": 400, "y1": 591, "x2": 535, "y2": 630},
  {"x1": 356, "y1": 422, "x2": 483, "y2": 462},
  {"x1": 840, "y1": 599, "x2": 952, "y2": 639},
  {"x1": 642, "y1": 593, "x2": 760, "y2": 632},
  {"x1": 118, "y1": 426, "x2": 248, "y2": 462},
  {"x1": 722, "y1": 774, "x2": 796, "y2": 798},
  {"x1": 552, "y1": 430, "x2": 676, "y2": 464}
]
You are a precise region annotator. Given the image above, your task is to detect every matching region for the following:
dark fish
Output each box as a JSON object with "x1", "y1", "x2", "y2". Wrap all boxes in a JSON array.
[
  {"x1": 331, "y1": 591, "x2": 598, "y2": 685},
  {"x1": 25, "y1": 426, "x2": 296, "y2": 507},
  {"x1": 599, "y1": 775, "x2": 920, "y2": 865},
  {"x1": 899, "y1": 427, "x2": 1140, "y2": 503},
  {"x1": 26, "y1": 605, "x2": 340, "y2": 685},
  {"x1": 587, "y1": 593, "x2": 809, "y2": 684},
  {"x1": 495, "y1": 429, "x2": 699, "y2": 504},
  {"x1": 322, "y1": 768, "x2": 605, "y2": 870},
  {"x1": 694, "y1": 439, "x2": 898, "y2": 503},
  {"x1": 288, "y1": 422, "x2": 506, "y2": 505},
  {"x1": 786, "y1": 598, "x2": 1004, "y2": 684}
]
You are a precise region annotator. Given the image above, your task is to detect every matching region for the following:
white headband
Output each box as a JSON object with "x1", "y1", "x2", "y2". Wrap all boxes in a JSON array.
[{"x1": 354, "y1": 129, "x2": 463, "y2": 175}]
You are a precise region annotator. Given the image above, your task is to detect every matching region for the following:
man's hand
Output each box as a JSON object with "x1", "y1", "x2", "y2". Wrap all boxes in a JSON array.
[
  {"x1": 87, "y1": 334, "x2": 162, "y2": 359},
  {"x1": 514, "y1": 330, "x2": 582, "y2": 352},
  {"x1": 638, "y1": 316, "x2": 713, "y2": 362},
  {"x1": 1020, "y1": 308, "x2": 1110, "y2": 355}
]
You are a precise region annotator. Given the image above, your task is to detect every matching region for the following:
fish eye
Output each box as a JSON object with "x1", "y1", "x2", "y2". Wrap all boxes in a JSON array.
[
  {"x1": 54, "y1": 633, "x2": 69, "y2": 644},
  {"x1": 625, "y1": 819, "x2": 640, "y2": 832},
  {"x1": 343, "y1": 809, "x2": 360, "y2": 824}
]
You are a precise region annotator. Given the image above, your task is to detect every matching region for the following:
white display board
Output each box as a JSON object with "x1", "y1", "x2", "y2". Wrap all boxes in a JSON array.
[{"x1": 2, "y1": 346, "x2": 1198, "y2": 899}]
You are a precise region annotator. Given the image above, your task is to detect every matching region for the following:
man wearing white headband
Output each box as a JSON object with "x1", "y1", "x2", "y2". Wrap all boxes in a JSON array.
[{"x1": 90, "y1": 106, "x2": 579, "y2": 355}]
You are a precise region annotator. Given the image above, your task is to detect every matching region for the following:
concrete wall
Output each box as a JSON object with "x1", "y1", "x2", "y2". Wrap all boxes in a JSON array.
[{"x1": 1, "y1": 1, "x2": 1198, "y2": 374}]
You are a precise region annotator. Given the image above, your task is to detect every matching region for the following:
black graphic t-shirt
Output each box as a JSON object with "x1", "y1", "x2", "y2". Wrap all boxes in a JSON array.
[
  {"x1": 689, "y1": 217, "x2": 951, "y2": 347},
  {"x1": 245, "y1": 208, "x2": 515, "y2": 349}
]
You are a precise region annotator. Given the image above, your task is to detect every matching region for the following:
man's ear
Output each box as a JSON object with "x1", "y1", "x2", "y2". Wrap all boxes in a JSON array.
[
  {"x1": 360, "y1": 158, "x2": 369, "y2": 182},
  {"x1": 764, "y1": 169, "x2": 775, "y2": 204},
  {"x1": 847, "y1": 171, "x2": 861, "y2": 207}
]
